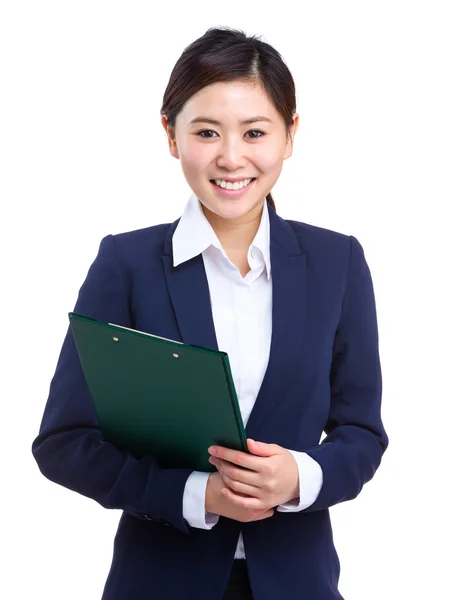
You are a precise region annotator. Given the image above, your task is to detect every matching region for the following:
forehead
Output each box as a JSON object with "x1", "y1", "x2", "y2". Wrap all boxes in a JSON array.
[{"x1": 178, "y1": 80, "x2": 280, "y2": 123}]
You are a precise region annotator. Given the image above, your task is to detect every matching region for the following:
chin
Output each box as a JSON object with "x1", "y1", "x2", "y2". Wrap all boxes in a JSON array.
[
  {"x1": 209, "y1": 192, "x2": 265, "y2": 219},
  {"x1": 213, "y1": 201, "x2": 260, "y2": 220}
]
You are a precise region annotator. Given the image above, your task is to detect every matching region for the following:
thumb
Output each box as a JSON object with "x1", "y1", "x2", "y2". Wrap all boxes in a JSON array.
[{"x1": 247, "y1": 438, "x2": 279, "y2": 457}]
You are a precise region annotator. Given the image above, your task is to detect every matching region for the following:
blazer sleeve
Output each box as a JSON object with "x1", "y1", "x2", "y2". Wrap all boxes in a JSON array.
[
  {"x1": 31, "y1": 235, "x2": 193, "y2": 534},
  {"x1": 301, "y1": 235, "x2": 388, "y2": 512}
]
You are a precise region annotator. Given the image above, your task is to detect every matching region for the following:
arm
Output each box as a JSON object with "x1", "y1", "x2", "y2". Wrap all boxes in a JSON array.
[
  {"x1": 32, "y1": 235, "x2": 193, "y2": 534},
  {"x1": 299, "y1": 235, "x2": 388, "y2": 512}
]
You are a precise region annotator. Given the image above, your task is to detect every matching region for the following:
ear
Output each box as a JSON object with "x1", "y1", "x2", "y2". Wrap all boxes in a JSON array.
[
  {"x1": 161, "y1": 115, "x2": 180, "y2": 159},
  {"x1": 284, "y1": 112, "x2": 299, "y2": 160}
]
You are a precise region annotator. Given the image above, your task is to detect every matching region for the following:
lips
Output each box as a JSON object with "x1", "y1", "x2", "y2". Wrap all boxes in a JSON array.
[
  {"x1": 209, "y1": 177, "x2": 256, "y2": 196},
  {"x1": 209, "y1": 177, "x2": 256, "y2": 190},
  {"x1": 210, "y1": 178, "x2": 256, "y2": 183}
]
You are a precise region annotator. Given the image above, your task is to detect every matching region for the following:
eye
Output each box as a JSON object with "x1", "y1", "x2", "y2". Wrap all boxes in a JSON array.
[
  {"x1": 196, "y1": 130, "x2": 218, "y2": 138},
  {"x1": 246, "y1": 130, "x2": 265, "y2": 139},
  {"x1": 195, "y1": 129, "x2": 266, "y2": 139}
]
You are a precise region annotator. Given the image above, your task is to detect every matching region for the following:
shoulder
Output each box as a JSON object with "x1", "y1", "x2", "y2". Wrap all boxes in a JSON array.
[
  {"x1": 112, "y1": 222, "x2": 173, "y2": 248},
  {"x1": 285, "y1": 218, "x2": 354, "y2": 257},
  {"x1": 284, "y1": 219, "x2": 373, "y2": 291},
  {"x1": 286, "y1": 218, "x2": 350, "y2": 242},
  {"x1": 98, "y1": 222, "x2": 174, "y2": 261},
  {"x1": 90, "y1": 222, "x2": 176, "y2": 280},
  {"x1": 281, "y1": 218, "x2": 371, "y2": 280}
]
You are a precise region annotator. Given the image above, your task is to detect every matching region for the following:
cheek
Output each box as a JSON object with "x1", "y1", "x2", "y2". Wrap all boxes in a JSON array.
[
  {"x1": 180, "y1": 143, "x2": 212, "y2": 176},
  {"x1": 252, "y1": 143, "x2": 285, "y2": 172}
]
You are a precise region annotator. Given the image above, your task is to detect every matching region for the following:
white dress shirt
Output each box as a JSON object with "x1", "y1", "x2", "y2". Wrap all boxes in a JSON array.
[{"x1": 172, "y1": 193, "x2": 323, "y2": 559}]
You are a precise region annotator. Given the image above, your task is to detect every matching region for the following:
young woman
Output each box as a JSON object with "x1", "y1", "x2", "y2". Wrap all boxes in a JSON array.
[{"x1": 32, "y1": 26, "x2": 388, "y2": 600}]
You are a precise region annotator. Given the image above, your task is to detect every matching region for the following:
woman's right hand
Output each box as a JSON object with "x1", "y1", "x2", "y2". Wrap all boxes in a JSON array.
[{"x1": 205, "y1": 471, "x2": 275, "y2": 522}]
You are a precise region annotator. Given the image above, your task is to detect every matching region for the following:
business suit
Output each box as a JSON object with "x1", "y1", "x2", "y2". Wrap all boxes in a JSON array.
[{"x1": 32, "y1": 204, "x2": 388, "y2": 599}]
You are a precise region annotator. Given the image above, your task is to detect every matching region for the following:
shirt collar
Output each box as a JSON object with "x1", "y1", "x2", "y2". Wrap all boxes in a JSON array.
[{"x1": 172, "y1": 193, "x2": 272, "y2": 279}]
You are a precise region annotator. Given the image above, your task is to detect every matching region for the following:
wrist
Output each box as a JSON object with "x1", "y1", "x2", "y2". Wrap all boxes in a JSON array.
[
  {"x1": 289, "y1": 470, "x2": 300, "y2": 502},
  {"x1": 205, "y1": 472, "x2": 216, "y2": 514}
]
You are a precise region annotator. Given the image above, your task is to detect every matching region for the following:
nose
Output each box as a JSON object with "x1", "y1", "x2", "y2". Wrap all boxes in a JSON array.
[{"x1": 215, "y1": 135, "x2": 247, "y2": 170}]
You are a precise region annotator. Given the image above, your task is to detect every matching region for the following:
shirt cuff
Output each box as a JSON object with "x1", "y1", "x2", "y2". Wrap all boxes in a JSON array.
[
  {"x1": 277, "y1": 450, "x2": 323, "y2": 512},
  {"x1": 182, "y1": 471, "x2": 219, "y2": 529}
]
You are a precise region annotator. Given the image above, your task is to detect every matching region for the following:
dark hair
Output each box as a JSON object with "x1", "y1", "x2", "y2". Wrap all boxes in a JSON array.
[{"x1": 160, "y1": 27, "x2": 297, "y2": 213}]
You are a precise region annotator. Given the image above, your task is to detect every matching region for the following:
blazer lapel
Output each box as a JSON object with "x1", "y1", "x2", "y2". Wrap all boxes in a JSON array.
[
  {"x1": 245, "y1": 208, "x2": 307, "y2": 438},
  {"x1": 162, "y1": 219, "x2": 219, "y2": 351}
]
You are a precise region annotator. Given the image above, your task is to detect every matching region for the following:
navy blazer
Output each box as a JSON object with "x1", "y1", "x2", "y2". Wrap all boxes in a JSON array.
[{"x1": 32, "y1": 205, "x2": 388, "y2": 600}]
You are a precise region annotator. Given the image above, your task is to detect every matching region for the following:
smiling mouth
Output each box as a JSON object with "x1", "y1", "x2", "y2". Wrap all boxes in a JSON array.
[{"x1": 210, "y1": 177, "x2": 256, "y2": 190}]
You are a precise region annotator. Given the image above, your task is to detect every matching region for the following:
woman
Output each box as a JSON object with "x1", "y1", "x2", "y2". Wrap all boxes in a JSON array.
[{"x1": 32, "y1": 26, "x2": 388, "y2": 600}]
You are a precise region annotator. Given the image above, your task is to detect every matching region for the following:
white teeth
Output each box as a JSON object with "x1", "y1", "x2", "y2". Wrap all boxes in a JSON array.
[{"x1": 214, "y1": 178, "x2": 253, "y2": 190}]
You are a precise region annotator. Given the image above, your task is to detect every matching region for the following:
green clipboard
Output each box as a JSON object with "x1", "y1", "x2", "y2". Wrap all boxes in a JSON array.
[{"x1": 69, "y1": 312, "x2": 248, "y2": 472}]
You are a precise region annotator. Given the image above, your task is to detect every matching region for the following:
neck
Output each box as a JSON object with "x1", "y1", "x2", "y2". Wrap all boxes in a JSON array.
[{"x1": 202, "y1": 202, "x2": 264, "y2": 256}]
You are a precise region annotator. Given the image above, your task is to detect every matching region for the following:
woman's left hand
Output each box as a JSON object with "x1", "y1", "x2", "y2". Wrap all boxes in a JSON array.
[{"x1": 208, "y1": 438, "x2": 300, "y2": 510}]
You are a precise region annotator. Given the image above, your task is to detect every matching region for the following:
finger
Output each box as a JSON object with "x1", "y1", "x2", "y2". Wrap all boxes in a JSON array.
[
  {"x1": 209, "y1": 446, "x2": 262, "y2": 471},
  {"x1": 211, "y1": 458, "x2": 261, "y2": 487},
  {"x1": 247, "y1": 439, "x2": 280, "y2": 457},
  {"x1": 218, "y1": 470, "x2": 262, "y2": 499},
  {"x1": 221, "y1": 486, "x2": 269, "y2": 511}
]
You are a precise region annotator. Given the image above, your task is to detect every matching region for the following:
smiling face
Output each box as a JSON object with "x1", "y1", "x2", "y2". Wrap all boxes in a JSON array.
[{"x1": 162, "y1": 80, "x2": 299, "y2": 224}]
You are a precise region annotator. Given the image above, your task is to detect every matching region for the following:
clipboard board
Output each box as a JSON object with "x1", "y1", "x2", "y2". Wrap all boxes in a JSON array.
[{"x1": 69, "y1": 312, "x2": 248, "y2": 471}]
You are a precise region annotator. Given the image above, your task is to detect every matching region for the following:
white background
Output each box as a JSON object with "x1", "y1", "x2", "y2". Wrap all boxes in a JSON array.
[{"x1": 1, "y1": 1, "x2": 469, "y2": 598}]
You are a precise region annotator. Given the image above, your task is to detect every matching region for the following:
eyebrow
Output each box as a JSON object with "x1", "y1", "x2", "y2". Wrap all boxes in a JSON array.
[{"x1": 189, "y1": 116, "x2": 274, "y2": 126}]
